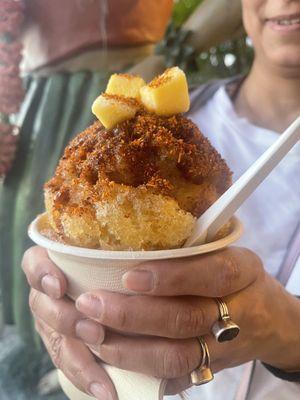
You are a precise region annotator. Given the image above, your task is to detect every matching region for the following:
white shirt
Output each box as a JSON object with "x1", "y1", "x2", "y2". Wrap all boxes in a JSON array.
[{"x1": 166, "y1": 85, "x2": 300, "y2": 400}]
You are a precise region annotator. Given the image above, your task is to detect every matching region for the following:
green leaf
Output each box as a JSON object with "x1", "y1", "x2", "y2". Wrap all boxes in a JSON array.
[{"x1": 172, "y1": 0, "x2": 204, "y2": 26}]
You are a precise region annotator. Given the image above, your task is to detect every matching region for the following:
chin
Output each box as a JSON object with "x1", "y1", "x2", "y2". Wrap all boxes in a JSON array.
[{"x1": 266, "y1": 45, "x2": 300, "y2": 71}]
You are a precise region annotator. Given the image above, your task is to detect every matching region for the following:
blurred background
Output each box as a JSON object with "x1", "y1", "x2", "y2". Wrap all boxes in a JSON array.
[
  {"x1": 0, "y1": 0, "x2": 253, "y2": 398},
  {"x1": 163, "y1": 0, "x2": 253, "y2": 84}
]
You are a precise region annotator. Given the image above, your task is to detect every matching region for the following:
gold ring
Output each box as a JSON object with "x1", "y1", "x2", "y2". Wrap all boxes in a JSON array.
[
  {"x1": 211, "y1": 298, "x2": 240, "y2": 342},
  {"x1": 190, "y1": 337, "x2": 214, "y2": 386}
]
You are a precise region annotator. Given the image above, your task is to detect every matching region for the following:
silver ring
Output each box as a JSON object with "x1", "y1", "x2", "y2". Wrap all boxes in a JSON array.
[
  {"x1": 190, "y1": 337, "x2": 214, "y2": 386},
  {"x1": 211, "y1": 298, "x2": 240, "y2": 343}
]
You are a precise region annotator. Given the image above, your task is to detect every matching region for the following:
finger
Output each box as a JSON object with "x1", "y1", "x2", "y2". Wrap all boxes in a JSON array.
[
  {"x1": 35, "y1": 319, "x2": 117, "y2": 400},
  {"x1": 22, "y1": 246, "x2": 67, "y2": 299},
  {"x1": 76, "y1": 290, "x2": 218, "y2": 338},
  {"x1": 201, "y1": 333, "x2": 253, "y2": 373},
  {"x1": 159, "y1": 331, "x2": 250, "y2": 396},
  {"x1": 165, "y1": 376, "x2": 191, "y2": 396},
  {"x1": 94, "y1": 330, "x2": 250, "y2": 381},
  {"x1": 122, "y1": 247, "x2": 263, "y2": 297},
  {"x1": 92, "y1": 331, "x2": 201, "y2": 379},
  {"x1": 30, "y1": 289, "x2": 105, "y2": 345}
]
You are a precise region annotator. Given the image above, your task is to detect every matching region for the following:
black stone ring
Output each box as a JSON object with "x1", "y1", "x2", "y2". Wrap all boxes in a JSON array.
[{"x1": 211, "y1": 298, "x2": 240, "y2": 343}]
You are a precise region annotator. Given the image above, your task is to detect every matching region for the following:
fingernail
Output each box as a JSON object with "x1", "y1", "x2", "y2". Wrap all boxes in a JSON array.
[
  {"x1": 76, "y1": 295, "x2": 102, "y2": 319},
  {"x1": 75, "y1": 319, "x2": 104, "y2": 345},
  {"x1": 89, "y1": 383, "x2": 113, "y2": 400},
  {"x1": 122, "y1": 270, "x2": 153, "y2": 292},
  {"x1": 41, "y1": 275, "x2": 61, "y2": 299}
]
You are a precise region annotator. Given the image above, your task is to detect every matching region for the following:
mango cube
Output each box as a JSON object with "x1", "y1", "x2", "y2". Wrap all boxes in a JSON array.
[
  {"x1": 140, "y1": 67, "x2": 190, "y2": 116},
  {"x1": 106, "y1": 73, "x2": 146, "y2": 100},
  {"x1": 92, "y1": 94, "x2": 139, "y2": 130}
]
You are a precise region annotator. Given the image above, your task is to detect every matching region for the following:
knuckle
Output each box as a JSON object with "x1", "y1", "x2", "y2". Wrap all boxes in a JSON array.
[
  {"x1": 159, "y1": 346, "x2": 191, "y2": 378},
  {"x1": 172, "y1": 306, "x2": 204, "y2": 338},
  {"x1": 114, "y1": 306, "x2": 129, "y2": 330},
  {"x1": 70, "y1": 366, "x2": 85, "y2": 385},
  {"x1": 224, "y1": 256, "x2": 240, "y2": 284},
  {"x1": 243, "y1": 247, "x2": 263, "y2": 276},
  {"x1": 48, "y1": 331, "x2": 64, "y2": 369},
  {"x1": 217, "y1": 252, "x2": 241, "y2": 295},
  {"x1": 52, "y1": 309, "x2": 66, "y2": 332}
]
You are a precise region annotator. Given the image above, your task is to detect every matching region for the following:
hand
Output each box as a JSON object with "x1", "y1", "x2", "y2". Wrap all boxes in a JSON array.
[
  {"x1": 22, "y1": 246, "x2": 117, "y2": 400},
  {"x1": 0, "y1": 132, "x2": 18, "y2": 176},
  {"x1": 75, "y1": 247, "x2": 300, "y2": 394}
]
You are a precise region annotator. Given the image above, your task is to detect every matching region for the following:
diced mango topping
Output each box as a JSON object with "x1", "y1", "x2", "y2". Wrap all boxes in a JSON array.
[
  {"x1": 92, "y1": 68, "x2": 191, "y2": 129},
  {"x1": 92, "y1": 94, "x2": 139, "y2": 130},
  {"x1": 106, "y1": 73, "x2": 146, "y2": 100},
  {"x1": 140, "y1": 67, "x2": 190, "y2": 116}
]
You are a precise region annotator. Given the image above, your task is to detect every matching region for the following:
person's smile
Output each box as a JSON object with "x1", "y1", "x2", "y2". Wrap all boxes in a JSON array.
[{"x1": 266, "y1": 13, "x2": 300, "y2": 33}]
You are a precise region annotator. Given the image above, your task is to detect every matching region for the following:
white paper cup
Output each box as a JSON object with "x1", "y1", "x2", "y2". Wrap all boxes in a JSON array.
[{"x1": 28, "y1": 213, "x2": 243, "y2": 400}]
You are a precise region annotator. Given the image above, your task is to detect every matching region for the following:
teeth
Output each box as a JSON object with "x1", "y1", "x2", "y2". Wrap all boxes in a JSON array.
[{"x1": 276, "y1": 18, "x2": 300, "y2": 25}]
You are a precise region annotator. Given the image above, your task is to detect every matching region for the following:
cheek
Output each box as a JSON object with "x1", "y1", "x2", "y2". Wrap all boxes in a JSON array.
[
  {"x1": 242, "y1": 0, "x2": 264, "y2": 43},
  {"x1": 258, "y1": 24, "x2": 300, "y2": 68}
]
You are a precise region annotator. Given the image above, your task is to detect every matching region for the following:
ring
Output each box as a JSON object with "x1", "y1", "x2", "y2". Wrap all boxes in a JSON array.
[
  {"x1": 190, "y1": 337, "x2": 214, "y2": 386},
  {"x1": 211, "y1": 298, "x2": 240, "y2": 342}
]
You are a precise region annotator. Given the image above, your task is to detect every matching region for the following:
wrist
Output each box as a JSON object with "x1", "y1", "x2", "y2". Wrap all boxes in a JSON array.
[{"x1": 260, "y1": 281, "x2": 300, "y2": 371}]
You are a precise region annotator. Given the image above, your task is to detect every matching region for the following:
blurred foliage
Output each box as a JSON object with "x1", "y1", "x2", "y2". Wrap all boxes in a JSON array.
[
  {"x1": 188, "y1": 37, "x2": 254, "y2": 87},
  {"x1": 170, "y1": 0, "x2": 254, "y2": 86},
  {"x1": 172, "y1": 0, "x2": 204, "y2": 26},
  {"x1": 156, "y1": 22, "x2": 197, "y2": 71}
]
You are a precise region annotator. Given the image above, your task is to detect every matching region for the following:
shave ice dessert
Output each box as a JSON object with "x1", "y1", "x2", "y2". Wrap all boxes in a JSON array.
[{"x1": 43, "y1": 67, "x2": 232, "y2": 250}]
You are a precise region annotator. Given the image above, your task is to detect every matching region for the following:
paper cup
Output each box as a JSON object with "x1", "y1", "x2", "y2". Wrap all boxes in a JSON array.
[{"x1": 28, "y1": 213, "x2": 243, "y2": 400}]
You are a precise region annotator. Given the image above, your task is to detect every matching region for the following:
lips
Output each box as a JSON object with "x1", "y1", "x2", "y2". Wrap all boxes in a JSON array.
[{"x1": 266, "y1": 14, "x2": 300, "y2": 32}]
